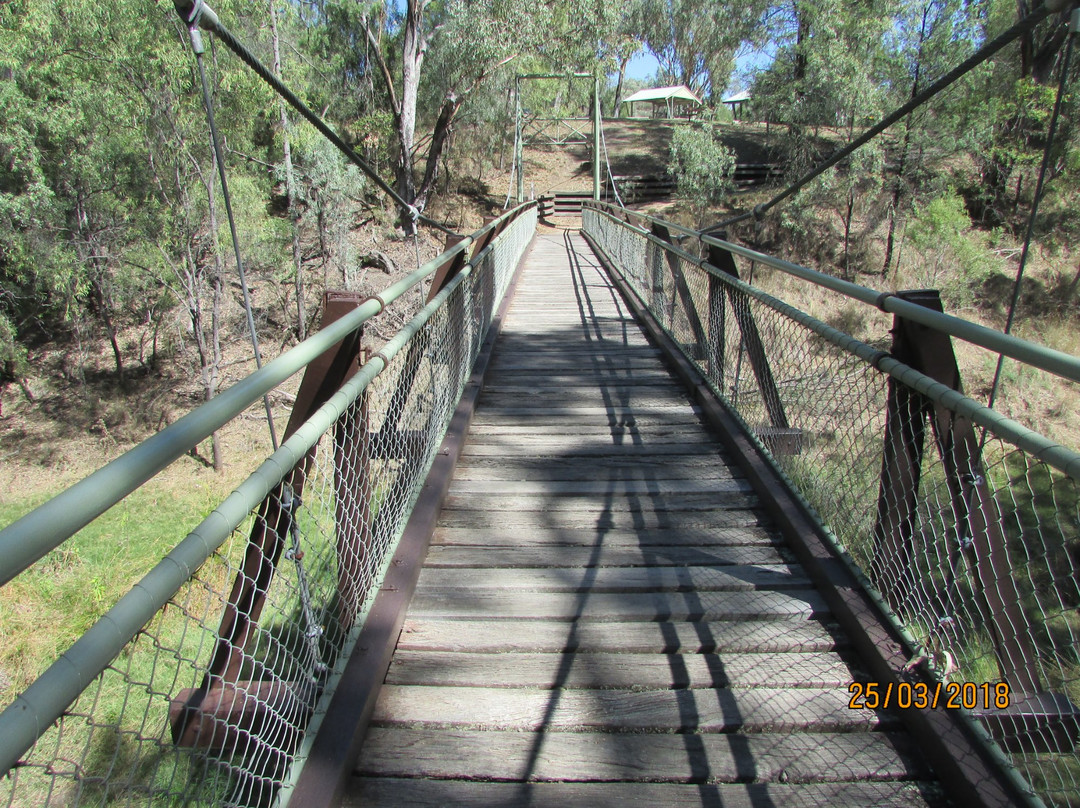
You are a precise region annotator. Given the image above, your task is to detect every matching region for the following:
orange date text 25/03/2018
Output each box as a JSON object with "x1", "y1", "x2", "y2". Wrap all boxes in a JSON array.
[{"x1": 847, "y1": 681, "x2": 1011, "y2": 711}]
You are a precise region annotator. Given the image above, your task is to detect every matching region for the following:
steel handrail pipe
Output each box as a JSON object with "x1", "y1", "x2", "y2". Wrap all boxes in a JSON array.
[
  {"x1": 0, "y1": 203, "x2": 535, "y2": 587},
  {"x1": 590, "y1": 204, "x2": 1080, "y2": 480},
  {"x1": 585, "y1": 201, "x2": 1080, "y2": 386},
  {"x1": 0, "y1": 247, "x2": 488, "y2": 779}
]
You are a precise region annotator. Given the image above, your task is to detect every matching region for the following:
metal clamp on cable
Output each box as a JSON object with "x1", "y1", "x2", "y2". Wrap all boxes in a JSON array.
[
  {"x1": 404, "y1": 204, "x2": 421, "y2": 236},
  {"x1": 868, "y1": 348, "x2": 891, "y2": 370},
  {"x1": 173, "y1": 0, "x2": 219, "y2": 31}
]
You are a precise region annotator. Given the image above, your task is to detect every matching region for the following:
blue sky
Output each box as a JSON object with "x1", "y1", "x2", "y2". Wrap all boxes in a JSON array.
[{"x1": 623, "y1": 47, "x2": 776, "y2": 95}]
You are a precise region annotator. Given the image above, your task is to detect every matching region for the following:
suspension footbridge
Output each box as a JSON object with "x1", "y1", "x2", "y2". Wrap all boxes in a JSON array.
[
  {"x1": 3, "y1": 2, "x2": 1080, "y2": 806},
  {"x1": 340, "y1": 229, "x2": 942, "y2": 808}
]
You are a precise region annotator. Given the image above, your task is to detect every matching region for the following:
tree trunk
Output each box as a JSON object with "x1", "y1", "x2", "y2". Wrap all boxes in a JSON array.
[
  {"x1": 612, "y1": 54, "x2": 631, "y2": 117},
  {"x1": 883, "y1": 3, "x2": 929, "y2": 276},
  {"x1": 1018, "y1": 1, "x2": 1070, "y2": 84},
  {"x1": 396, "y1": 0, "x2": 428, "y2": 206},
  {"x1": 415, "y1": 94, "x2": 460, "y2": 211},
  {"x1": 843, "y1": 189, "x2": 854, "y2": 278},
  {"x1": 93, "y1": 278, "x2": 125, "y2": 385},
  {"x1": 203, "y1": 166, "x2": 225, "y2": 472},
  {"x1": 270, "y1": 0, "x2": 306, "y2": 341},
  {"x1": 793, "y1": 2, "x2": 809, "y2": 83}
]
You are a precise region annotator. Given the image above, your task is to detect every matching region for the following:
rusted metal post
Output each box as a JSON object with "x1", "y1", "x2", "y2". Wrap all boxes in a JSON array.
[
  {"x1": 171, "y1": 291, "x2": 366, "y2": 745},
  {"x1": 874, "y1": 290, "x2": 1041, "y2": 696},
  {"x1": 427, "y1": 234, "x2": 469, "y2": 304},
  {"x1": 648, "y1": 223, "x2": 709, "y2": 361},
  {"x1": 648, "y1": 223, "x2": 668, "y2": 323},
  {"x1": 707, "y1": 241, "x2": 790, "y2": 433},
  {"x1": 335, "y1": 347, "x2": 372, "y2": 632},
  {"x1": 707, "y1": 273, "x2": 726, "y2": 390},
  {"x1": 873, "y1": 294, "x2": 932, "y2": 615}
]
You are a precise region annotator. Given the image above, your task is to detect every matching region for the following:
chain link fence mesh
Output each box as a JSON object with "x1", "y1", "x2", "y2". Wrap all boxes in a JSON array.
[
  {"x1": 0, "y1": 207, "x2": 536, "y2": 808},
  {"x1": 584, "y1": 203, "x2": 1080, "y2": 807}
]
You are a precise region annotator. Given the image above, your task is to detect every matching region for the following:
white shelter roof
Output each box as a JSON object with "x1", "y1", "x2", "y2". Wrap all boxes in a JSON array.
[{"x1": 621, "y1": 85, "x2": 703, "y2": 106}]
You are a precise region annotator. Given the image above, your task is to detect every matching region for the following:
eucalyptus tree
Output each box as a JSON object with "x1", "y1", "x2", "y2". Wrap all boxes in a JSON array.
[
  {"x1": 636, "y1": 0, "x2": 768, "y2": 100},
  {"x1": 880, "y1": 0, "x2": 978, "y2": 274},
  {"x1": 0, "y1": 0, "x2": 170, "y2": 385},
  {"x1": 1, "y1": 0, "x2": 281, "y2": 465},
  {"x1": 958, "y1": 0, "x2": 1077, "y2": 225},
  {"x1": 342, "y1": 0, "x2": 603, "y2": 214}
]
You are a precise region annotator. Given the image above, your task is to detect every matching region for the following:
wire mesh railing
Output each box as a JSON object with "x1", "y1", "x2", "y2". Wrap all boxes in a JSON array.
[
  {"x1": 583, "y1": 200, "x2": 1080, "y2": 807},
  {"x1": 0, "y1": 204, "x2": 536, "y2": 808}
]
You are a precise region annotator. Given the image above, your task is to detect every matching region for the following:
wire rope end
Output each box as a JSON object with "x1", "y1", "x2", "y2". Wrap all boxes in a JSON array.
[
  {"x1": 173, "y1": 0, "x2": 219, "y2": 32},
  {"x1": 402, "y1": 204, "x2": 420, "y2": 237}
]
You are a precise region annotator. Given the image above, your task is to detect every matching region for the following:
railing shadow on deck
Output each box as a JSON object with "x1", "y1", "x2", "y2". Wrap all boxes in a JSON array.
[{"x1": 371, "y1": 230, "x2": 945, "y2": 807}]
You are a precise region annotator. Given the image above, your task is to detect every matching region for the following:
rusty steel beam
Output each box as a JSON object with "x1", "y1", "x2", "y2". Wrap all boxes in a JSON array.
[{"x1": 171, "y1": 292, "x2": 365, "y2": 746}]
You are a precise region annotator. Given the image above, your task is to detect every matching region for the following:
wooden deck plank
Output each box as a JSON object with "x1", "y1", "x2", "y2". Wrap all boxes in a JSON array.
[
  {"x1": 385, "y1": 650, "x2": 855, "y2": 689},
  {"x1": 452, "y1": 457, "x2": 741, "y2": 480},
  {"x1": 445, "y1": 478, "x2": 753, "y2": 496},
  {"x1": 413, "y1": 564, "x2": 810, "y2": 593},
  {"x1": 372, "y1": 685, "x2": 891, "y2": 732},
  {"x1": 431, "y1": 525, "x2": 778, "y2": 546},
  {"x1": 441, "y1": 492, "x2": 760, "y2": 511},
  {"x1": 478, "y1": 392, "x2": 697, "y2": 408},
  {"x1": 469, "y1": 411, "x2": 712, "y2": 427},
  {"x1": 405, "y1": 588, "x2": 829, "y2": 621},
  {"x1": 397, "y1": 617, "x2": 848, "y2": 654},
  {"x1": 465, "y1": 423, "x2": 715, "y2": 439},
  {"x1": 422, "y1": 544, "x2": 791, "y2": 568},
  {"x1": 458, "y1": 442, "x2": 726, "y2": 458},
  {"x1": 346, "y1": 779, "x2": 946, "y2": 808},
  {"x1": 356, "y1": 727, "x2": 930, "y2": 783},
  {"x1": 434, "y1": 508, "x2": 770, "y2": 532}
]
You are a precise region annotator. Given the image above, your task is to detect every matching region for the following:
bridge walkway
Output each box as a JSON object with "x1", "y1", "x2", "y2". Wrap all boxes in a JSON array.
[{"x1": 344, "y1": 229, "x2": 944, "y2": 807}]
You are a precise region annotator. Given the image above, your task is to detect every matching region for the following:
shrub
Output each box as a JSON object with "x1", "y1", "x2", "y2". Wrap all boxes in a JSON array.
[{"x1": 668, "y1": 119, "x2": 737, "y2": 214}]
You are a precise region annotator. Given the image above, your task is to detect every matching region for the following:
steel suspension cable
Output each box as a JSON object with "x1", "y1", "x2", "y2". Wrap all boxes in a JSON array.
[
  {"x1": 173, "y1": 0, "x2": 460, "y2": 238},
  {"x1": 503, "y1": 124, "x2": 519, "y2": 210},
  {"x1": 188, "y1": 23, "x2": 279, "y2": 450},
  {"x1": 986, "y1": 10, "x2": 1078, "y2": 413},
  {"x1": 598, "y1": 114, "x2": 625, "y2": 209},
  {"x1": 701, "y1": 2, "x2": 1055, "y2": 234}
]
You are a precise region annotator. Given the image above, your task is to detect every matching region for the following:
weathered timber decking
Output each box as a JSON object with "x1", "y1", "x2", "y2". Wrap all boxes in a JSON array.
[{"x1": 345, "y1": 229, "x2": 945, "y2": 807}]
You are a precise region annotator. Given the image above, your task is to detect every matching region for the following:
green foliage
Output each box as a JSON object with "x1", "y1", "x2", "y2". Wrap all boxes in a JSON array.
[
  {"x1": 667, "y1": 119, "x2": 736, "y2": 212},
  {"x1": 907, "y1": 192, "x2": 1004, "y2": 303},
  {"x1": 635, "y1": 0, "x2": 767, "y2": 99}
]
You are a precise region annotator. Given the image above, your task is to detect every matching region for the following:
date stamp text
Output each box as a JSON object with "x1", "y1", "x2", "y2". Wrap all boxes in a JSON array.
[{"x1": 848, "y1": 681, "x2": 1010, "y2": 711}]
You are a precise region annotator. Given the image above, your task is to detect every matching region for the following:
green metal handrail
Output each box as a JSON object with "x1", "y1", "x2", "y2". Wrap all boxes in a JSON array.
[
  {"x1": 0, "y1": 206, "x2": 535, "y2": 779},
  {"x1": 585, "y1": 203, "x2": 1080, "y2": 482},
  {"x1": 585, "y1": 199, "x2": 1080, "y2": 386},
  {"x1": 0, "y1": 203, "x2": 536, "y2": 588}
]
